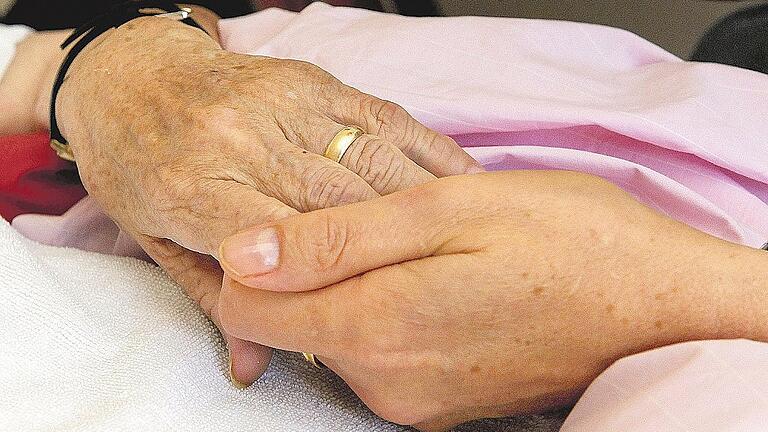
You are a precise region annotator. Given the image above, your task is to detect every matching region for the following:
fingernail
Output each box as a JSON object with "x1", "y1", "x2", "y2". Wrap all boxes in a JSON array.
[
  {"x1": 219, "y1": 227, "x2": 280, "y2": 278},
  {"x1": 229, "y1": 357, "x2": 249, "y2": 390}
]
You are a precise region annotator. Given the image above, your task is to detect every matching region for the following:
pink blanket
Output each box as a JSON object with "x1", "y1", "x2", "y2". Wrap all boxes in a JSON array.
[{"x1": 14, "y1": 5, "x2": 768, "y2": 430}]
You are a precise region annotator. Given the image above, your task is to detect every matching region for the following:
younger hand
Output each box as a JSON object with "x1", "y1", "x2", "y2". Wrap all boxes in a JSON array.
[{"x1": 218, "y1": 170, "x2": 768, "y2": 430}]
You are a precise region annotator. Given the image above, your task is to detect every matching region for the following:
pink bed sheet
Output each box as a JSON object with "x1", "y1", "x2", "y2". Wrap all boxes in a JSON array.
[{"x1": 13, "y1": 5, "x2": 768, "y2": 430}]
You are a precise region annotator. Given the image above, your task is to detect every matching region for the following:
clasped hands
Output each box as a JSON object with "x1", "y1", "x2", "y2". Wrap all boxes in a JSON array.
[{"x1": 9, "y1": 14, "x2": 768, "y2": 432}]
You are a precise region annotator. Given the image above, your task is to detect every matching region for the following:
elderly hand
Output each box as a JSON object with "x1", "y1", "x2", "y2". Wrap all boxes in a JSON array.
[
  {"x1": 49, "y1": 16, "x2": 481, "y2": 386},
  {"x1": 217, "y1": 170, "x2": 768, "y2": 430}
]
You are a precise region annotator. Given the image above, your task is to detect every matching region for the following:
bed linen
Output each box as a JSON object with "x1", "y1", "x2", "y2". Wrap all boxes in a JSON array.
[
  {"x1": 0, "y1": 218, "x2": 566, "y2": 431},
  {"x1": 5, "y1": 4, "x2": 768, "y2": 431},
  {"x1": 219, "y1": 5, "x2": 768, "y2": 248},
  {"x1": 1, "y1": 217, "x2": 563, "y2": 432}
]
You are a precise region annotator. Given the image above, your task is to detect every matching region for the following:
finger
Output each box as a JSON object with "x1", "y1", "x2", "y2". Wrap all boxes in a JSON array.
[
  {"x1": 279, "y1": 114, "x2": 435, "y2": 194},
  {"x1": 333, "y1": 91, "x2": 484, "y2": 177},
  {"x1": 218, "y1": 175, "x2": 472, "y2": 292},
  {"x1": 242, "y1": 136, "x2": 380, "y2": 213},
  {"x1": 225, "y1": 335, "x2": 272, "y2": 389},
  {"x1": 339, "y1": 134, "x2": 435, "y2": 195},
  {"x1": 219, "y1": 274, "x2": 350, "y2": 355},
  {"x1": 134, "y1": 235, "x2": 273, "y2": 387},
  {"x1": 137, "y1": 182, "x2": 297, "y2": 386},
  {"x1": 218, "y1": 255, "x2": 425, "y2": 357},
  {"x1": 150, "y1": 177, "x2": 298, "y2": 257}
]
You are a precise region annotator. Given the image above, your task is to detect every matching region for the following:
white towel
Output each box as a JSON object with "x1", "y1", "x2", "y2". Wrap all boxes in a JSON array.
[{"x1": 0, "y1": 219, "x2": 563, "y2": 431}]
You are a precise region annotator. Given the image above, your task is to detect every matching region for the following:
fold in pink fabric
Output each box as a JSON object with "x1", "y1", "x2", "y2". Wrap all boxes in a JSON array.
[{"x1": 13, "y1": 4, "x2": 768, "y2": 430}]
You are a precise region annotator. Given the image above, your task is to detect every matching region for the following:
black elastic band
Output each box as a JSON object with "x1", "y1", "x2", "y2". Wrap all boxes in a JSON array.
[{"x1": 49, "y1": 1, "x2": 206, "y2": 148}]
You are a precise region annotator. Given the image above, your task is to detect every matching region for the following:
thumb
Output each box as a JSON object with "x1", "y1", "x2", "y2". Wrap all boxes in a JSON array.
[{"x1": 218, "y1": 178, "x2": 466, "y2": 292}]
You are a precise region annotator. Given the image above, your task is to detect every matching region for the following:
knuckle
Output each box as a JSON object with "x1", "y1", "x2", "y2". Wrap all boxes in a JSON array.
[
  {"x1": 300, "y1": 211, "x2": 351, "y2": 272},
  {"x1": 358, "y1": 388, "x2": 424, "y2": 426},
  {"x1": 395, "y1": 115, "x2": 426, "y2": 153},
  {"x1": 304, "y1": 165, "x2": 370, "y2": 210},
  {"x1": 192, "y1": 105, "x2": 241, "y2": 139},
  {"x1": 418, "y1": 175, "x2": 463, "y2": 207},
  {"x1": 141, "y1": 161, "x2": 208, "y2": 234},
  {"x1": 191, "y1": 286, "x2": 219, "y2": 320},
  {"x1": 350, "y1": 137, "x2": 404, "y2": 191},
  {"x1": 401, "y1": 126, "x2": 447, "y2": 162},
  {"x1": 149, "y1": 167, "x2": 193, "y2": 210},
  {"x1": 349, "y1": 317, "x2": 410, "y2": 373},
  {"x1": 260, "y1": 203, "x2": 298, "y2": 224},
  {"x1": 428, "y1": 132, "x2": 455, "y2": 158},
  {"x1": 363, "y1": 98, "x2": 410, "y2": 134},
  {"x1": 352, "y1": 351, "x2": 439, "y2": 426}
]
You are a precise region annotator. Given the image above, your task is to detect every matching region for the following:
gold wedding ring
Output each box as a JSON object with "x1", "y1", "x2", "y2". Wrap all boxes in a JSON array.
[
  {"x1": 323, "y1": 126, "x2": 364, "y2": 163},
  {"x1": 302, "y1": 352, "x2": 323, "y2": 369}
]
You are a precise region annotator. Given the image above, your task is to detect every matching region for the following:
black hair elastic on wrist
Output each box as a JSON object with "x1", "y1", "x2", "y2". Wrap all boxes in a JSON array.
[{"x1": 49, "y1": 1, "x2": 207, "y2": 162}]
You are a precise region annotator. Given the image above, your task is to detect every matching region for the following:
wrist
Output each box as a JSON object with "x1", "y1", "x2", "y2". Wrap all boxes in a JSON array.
[
  {"x1": 691, "y1": 240, "x2": 768, "y2": 341},
  {"x1": 642, "y1": 229, "x2": 768, "y2": 349},
  {"x1": 56, "y1": 15, "x2": 220, "y2": 149},
  {"x1": 66, "y1": 14, "x2": 220, "y2": 83}
]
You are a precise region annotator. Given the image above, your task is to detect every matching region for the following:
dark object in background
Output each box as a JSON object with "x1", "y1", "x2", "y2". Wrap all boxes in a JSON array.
[
  {"x1": 692, "y1": 3, "x2": 768, "y2": 74},
  {"x1": 2, "y1": 0, "x2": 254, "y2": 29},
  {"x1": 394, "y1": 0, "x2": 438, "y2": 17},
  {"x1": 2, "y1": 0, "x2": 439, "y2": 30},
  {"x1": 254, "y1": 0, "x2": 438, "y2": 16}
]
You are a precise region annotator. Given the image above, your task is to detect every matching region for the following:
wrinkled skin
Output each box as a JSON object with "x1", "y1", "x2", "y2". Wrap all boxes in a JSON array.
[
  {"x1": 218, "y1": 170, "x2": 768, "y2": 430},
  {"x1": 49, "y1": 17, "x2": 481, "y2": 385}
]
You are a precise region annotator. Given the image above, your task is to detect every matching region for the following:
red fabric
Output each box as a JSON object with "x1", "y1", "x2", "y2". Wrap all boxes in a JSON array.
[{"x1": 0, "y1": 132, "x2": 87, "y2": 221}]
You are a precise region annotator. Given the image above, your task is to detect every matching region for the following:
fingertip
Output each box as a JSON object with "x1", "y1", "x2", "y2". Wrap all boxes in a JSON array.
[
  {"x1": 218, "y1": 227, "x2": 280, "y2": 280},
  {"x1": 465, "y1": 163, "x2": 486, "y2": 175},
  {"x1": 421, "y1": 132, "x2": 485, "y2": 177},
  {"x1": 227, "y1": 337, "x2": 273, "y2": 389},
  {"x1": 451, "y1": 143, "x2": 485, "y2": 175},
  {"x1": 228, "y1": 356, "x2": 250, "y2": 390}
]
